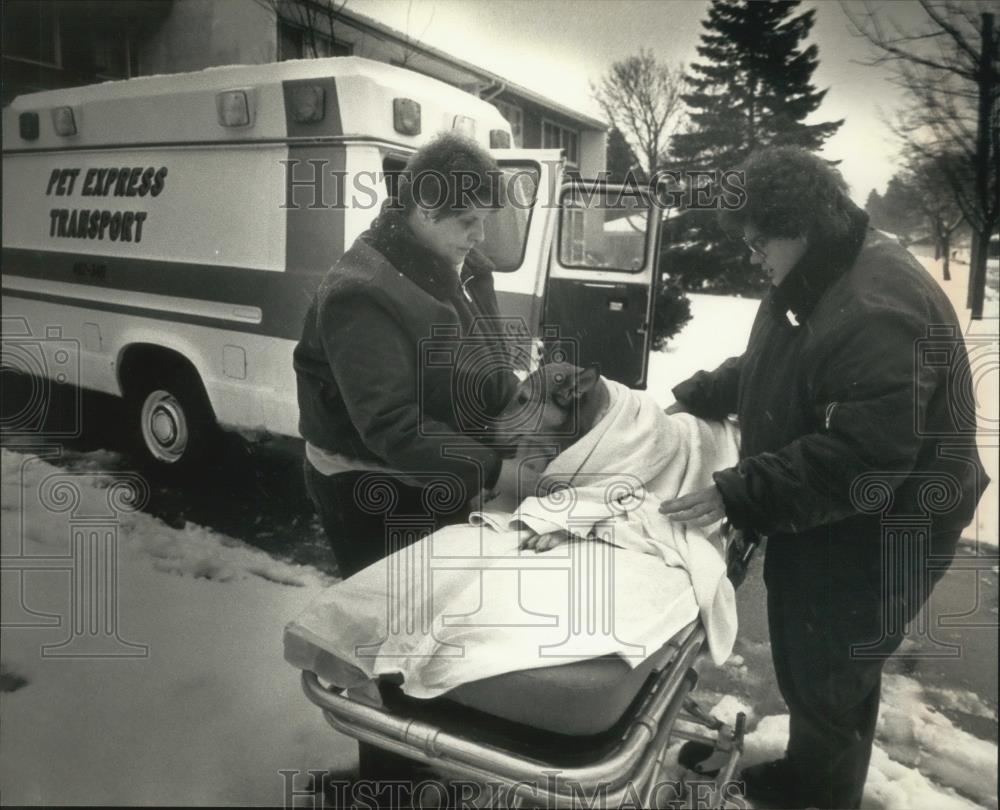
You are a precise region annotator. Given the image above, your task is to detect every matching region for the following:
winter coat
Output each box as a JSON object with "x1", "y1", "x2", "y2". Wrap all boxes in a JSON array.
[
  {"x1": 672, "y1": 206, "x2": 989, "y2": 582},
  {"x1": 293, "y1": 205, "x2": 517, "y2": 499}
]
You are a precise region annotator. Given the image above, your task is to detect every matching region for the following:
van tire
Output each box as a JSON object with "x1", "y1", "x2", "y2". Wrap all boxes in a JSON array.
[{"x1": 126, "y1": 367, "x2": 219, "y2": 479}]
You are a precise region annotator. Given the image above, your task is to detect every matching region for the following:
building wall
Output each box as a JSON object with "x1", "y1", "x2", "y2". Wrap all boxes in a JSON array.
[
  {"x1": 141, "y1": 0, "x2": 276, "y2": 75},
  {"x1": 578, "y1": 130, "x2": 607, "y2": 178},
  {"x1": 3, "y1": 0, "x2": 606, "y2": 176},
  {"x1": 494, "y1": 92, "x2": 605, "y2": 177}
]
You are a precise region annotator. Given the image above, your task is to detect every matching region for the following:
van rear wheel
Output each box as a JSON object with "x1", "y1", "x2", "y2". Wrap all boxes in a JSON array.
[{"x1": 127, "y1": 368, "x2": 218, "y2": 478}]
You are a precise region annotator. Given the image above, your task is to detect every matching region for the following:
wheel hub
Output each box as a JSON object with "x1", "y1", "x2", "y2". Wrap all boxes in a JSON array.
[{"x1": 140, "y1": 390, "x2": 189, "y2": 463}]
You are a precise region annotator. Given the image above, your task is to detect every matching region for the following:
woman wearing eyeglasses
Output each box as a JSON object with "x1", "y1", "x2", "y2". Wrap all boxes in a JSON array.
[{"x1": 660, "y1": 147, "x2": 988, "y2": 809}]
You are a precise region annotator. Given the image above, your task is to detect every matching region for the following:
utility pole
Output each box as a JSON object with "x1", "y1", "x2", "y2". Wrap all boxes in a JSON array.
[{"x1": 968, "y1": 12, "x2": 996, "y2": 320}]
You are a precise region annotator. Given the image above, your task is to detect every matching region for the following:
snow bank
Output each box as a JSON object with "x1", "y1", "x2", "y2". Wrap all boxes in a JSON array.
[
  {"x1": 876, "y1": 674, "x2": 998, "y2": 809},
  {"x1": 733, "y1": 673, "x2": 998, "y2": 810},
  {"x1": 0, "y1": 449, "x2": 350, "y2": 806}
]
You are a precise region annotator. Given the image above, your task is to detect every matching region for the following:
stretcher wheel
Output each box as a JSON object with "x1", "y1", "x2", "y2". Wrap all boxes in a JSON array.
[{"x1": 126, "y1": 365, "x2": 219, "y2": 478}]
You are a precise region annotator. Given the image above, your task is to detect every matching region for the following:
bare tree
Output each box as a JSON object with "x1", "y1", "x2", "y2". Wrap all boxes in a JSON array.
[
  {"x1": 592, "y1": 50, "x2": 687, "y2": 177},
  {"x1": 904, "y1": 150, "x2": 967, "y2": 281},
  {"x1": 844, "y1": 0, "x2": 999, "y2": 319}
]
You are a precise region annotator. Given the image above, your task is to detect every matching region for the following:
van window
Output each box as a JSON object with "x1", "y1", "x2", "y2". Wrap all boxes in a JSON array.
[
  {"x1": 479, "y1": 165, "x2": 539, "y2": 272},
  {"x1": 382, "y1": 155, "x2": 408, "y2": 201},
  {"x1": 557, "y1": 187, "x2": 650, "y2": 272}
]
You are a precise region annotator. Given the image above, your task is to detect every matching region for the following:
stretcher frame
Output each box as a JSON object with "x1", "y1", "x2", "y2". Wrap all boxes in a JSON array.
[
  {"x1": 299, "y1": 540, "x2": 757, "y2": 809},
  {"x1": 302, "y1": 619, "x2": 746, "y2": 808}
]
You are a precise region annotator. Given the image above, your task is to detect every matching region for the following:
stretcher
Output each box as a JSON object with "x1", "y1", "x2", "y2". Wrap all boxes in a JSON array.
[{"x1": 296, "y1": 533, "x2": 758, "y2": 809}]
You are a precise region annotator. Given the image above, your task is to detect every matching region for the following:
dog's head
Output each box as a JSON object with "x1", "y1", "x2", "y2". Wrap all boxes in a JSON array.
[{"x1": 494, "y1": 362, "x2": 603, "y2": 451}]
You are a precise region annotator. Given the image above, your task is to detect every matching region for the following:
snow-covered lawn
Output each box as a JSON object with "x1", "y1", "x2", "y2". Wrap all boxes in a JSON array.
[
  {"x1": 1, "y1": 255, "x2": 996, "y2": 807},
  {"x1": 0, "y1": 451, "x2": 347, "y2": 805}
]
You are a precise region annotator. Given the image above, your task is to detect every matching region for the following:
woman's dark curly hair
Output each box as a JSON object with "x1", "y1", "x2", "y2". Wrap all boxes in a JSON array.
[
  {"x1": 397, "y1": 132, "x2": 503, "y2": 219},
  {"x1": 719, "y1": 146, "x2": 856, "y2": 244}
]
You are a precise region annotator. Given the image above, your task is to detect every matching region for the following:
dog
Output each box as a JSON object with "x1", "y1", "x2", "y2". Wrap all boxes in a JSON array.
[
  {"x1": 494, "y1": 361, "x2": 610, "y2": 459},
  {"x1": 491, "y1": 362, "x2": 611, "y2": 551}
]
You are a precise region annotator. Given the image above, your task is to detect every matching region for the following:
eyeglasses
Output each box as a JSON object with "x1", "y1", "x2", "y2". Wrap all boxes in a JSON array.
[{"x1": 742, "y1": 234, "x2": 767, "y2": 258}]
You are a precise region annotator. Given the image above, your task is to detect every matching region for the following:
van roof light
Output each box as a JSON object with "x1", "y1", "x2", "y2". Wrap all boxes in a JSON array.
[
  {"x1": 19, "y1": 112, "x2": 39, "y2": 141},
  {"x1": 393, "y1": 98, "x2": 421, "y2": 136},
  {"x1": 453, "y1": 115, "x2": 476, "y2": 138},
  {"x1": 52, "y1": 106, "x2": 77, "y2": 136},
  {"x1": 289, "y1": 85, "x2": 325, "y2": 123},
  {"x1": 216, "y1": 90, "x2": 252, "y2": 127},
  {"x1": 490, "y1": 129, "x2": 511, "y2": 148}
]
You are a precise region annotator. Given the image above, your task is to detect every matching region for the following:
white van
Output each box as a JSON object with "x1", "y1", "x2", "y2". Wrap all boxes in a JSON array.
[{"x1": 2, "y1": 57, "x2": 661, "y2": 472}]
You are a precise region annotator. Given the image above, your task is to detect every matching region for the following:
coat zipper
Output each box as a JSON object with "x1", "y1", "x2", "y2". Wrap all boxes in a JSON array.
[{"x1": 825, "y1": 401, "x2": 838, "y2": 431}]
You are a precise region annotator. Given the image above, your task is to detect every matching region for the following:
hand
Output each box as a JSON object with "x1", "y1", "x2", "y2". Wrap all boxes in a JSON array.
[
  {"x1": 659, "y1": 485, "x2": 726, "y2": 527},
  {"x1": 664, "y1": 401, "x2": 689, "y2": 415},
  {"x1": 520, "y1": 530, "x2": 568, "y2": 553}
]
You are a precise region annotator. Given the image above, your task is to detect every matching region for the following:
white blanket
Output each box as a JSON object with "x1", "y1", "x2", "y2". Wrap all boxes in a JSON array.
[{"x1": 284, "y1": 381, "x2": 740, "y2": 698}]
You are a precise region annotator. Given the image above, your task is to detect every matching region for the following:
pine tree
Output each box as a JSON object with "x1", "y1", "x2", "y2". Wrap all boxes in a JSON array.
[
  {"x1": 672, "y1": 0, "x2": 843, "y2": 170},
  {"x1": 662, "y1": 0, "x2": 844, "y2": 296},
  {"x1": 606, "y1": 127, "x2": 645, "y2": 184}
]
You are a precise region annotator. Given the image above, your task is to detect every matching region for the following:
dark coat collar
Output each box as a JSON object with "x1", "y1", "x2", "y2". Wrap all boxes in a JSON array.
[
  {"x1": 769, "y1": 203, "x2": 870, "y2": 326},
  {"x1": 362, "y1": 201, "x2": 495, "y2": 302}
]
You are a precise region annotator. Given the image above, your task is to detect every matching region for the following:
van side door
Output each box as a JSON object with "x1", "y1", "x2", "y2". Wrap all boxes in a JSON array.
[
  {"x1": 482, "y1": 150, "x2": 563, "y2": 367},
  {"x1": 543, "y1": 182, "x2": 662, "y2": 389}
]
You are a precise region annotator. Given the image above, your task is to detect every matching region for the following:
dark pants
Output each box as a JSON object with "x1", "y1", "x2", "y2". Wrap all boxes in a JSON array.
[
  {"x1": 303, "y1": 460, "x2": 470, "y2": 795},
  {"x1": 303, "y1": 460, "x2": 470, "y2": 578},
  {"x1": 764, "y1": 529, "x2": 960, "y2": 809}
]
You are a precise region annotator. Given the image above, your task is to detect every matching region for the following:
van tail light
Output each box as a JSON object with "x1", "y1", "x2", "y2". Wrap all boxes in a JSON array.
[
  {"x1": 289, "y1": 85, "x2": 325, "y2": 123},
  {"x1": 52, "y1": 106, "x2": 77, "y2": 136},
  {"x1": 19, "y1": 112, "x2": 39, "y2": 140},
  {"x1": 393, "y1": 98, "x2": 421, "y2": 135},
  {"x1": 490, "y1": 129, "x2": 511, "y2": 148},
  {"x1": 216, "y1": 90, "x2": 252, "y2": 127},
  {"x1": 452, "y1": 115, "x2": 476, "y2": 138}
]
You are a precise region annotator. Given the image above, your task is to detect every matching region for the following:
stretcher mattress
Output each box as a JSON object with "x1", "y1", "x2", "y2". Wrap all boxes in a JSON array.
[{"x1": 286, "y1": 621, "x2": 695, "y2": 736}]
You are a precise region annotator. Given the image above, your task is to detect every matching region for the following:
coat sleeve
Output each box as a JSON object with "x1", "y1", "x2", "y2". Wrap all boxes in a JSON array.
[
  {"x1": 671, "y1": 355, "x2": 744, "y2": 419},
  {"x1": 713, "y1": 305, "x2": 938, "y2": 534},
  {"x1": 319, "y1": 291, "x2": 503, "y2": 499}
]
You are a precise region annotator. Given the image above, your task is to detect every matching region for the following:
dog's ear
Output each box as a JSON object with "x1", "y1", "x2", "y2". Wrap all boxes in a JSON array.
[
  {"x1": 577, "y1": 364, "x2": 601, "y2": 395},
  {"x1": 552, "y1": 365, "x2": 600, "y2": 407},
  {"x1": 551, "y1": 369, "x2": 577, "y2": 408}
]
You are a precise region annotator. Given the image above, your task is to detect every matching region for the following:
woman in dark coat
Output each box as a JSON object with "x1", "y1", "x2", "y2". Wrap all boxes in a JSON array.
[
  {"x1": 660, "y1": 147, "x2": 988, "y2": 809},
  {"x1": 294, "y1": 133, "x2": 526, "y2": 578}
]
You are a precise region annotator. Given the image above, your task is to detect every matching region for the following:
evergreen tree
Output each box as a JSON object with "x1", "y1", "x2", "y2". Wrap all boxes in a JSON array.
[
  {"x1": 864, "y1": 188, "x2": 884, "y2": 227},
  {"x1": 662, "y1": 0, "x2": 844, "y2": 296},
  {"x1": 605, "y1": 126, "x2": 645, "y2": 184},
  {"x1": 672, "y1": 0, "x2": 843, "y2": 169}
]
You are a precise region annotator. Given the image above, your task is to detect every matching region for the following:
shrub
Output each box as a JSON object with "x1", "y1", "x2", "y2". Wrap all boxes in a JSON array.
[{"x1": 651, "y1": 280, "x2": 692, "y2": 350}]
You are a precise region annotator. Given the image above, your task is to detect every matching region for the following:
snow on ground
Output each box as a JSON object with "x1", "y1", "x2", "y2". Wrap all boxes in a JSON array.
[
  {"x1": 655, "y1": 675, "x2": 996, "y2": 810},
  {"x1": 0, "y1": 255, "x2": 995, "y2": 807},
  {"x1": 0, "y1": 449, "x2": 350, "y2": 806}
]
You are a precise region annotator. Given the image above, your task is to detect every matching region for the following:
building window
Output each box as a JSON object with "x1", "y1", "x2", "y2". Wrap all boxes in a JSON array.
[
  {"x1": 2, "y1": 0, "x2": 138, "y2": 104},
  {"x1": 277, "y1": 20, "x2": 351, "y2": 61},
  {"x1": 493, "y1": 100, "x2": 523, "y2": 148},
  {"x1": 542, "y1": 119, "x2": 579, "y2": 166},
  {"x1": 2, "y1": 1, "x2": 59, "y2": 67}
]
